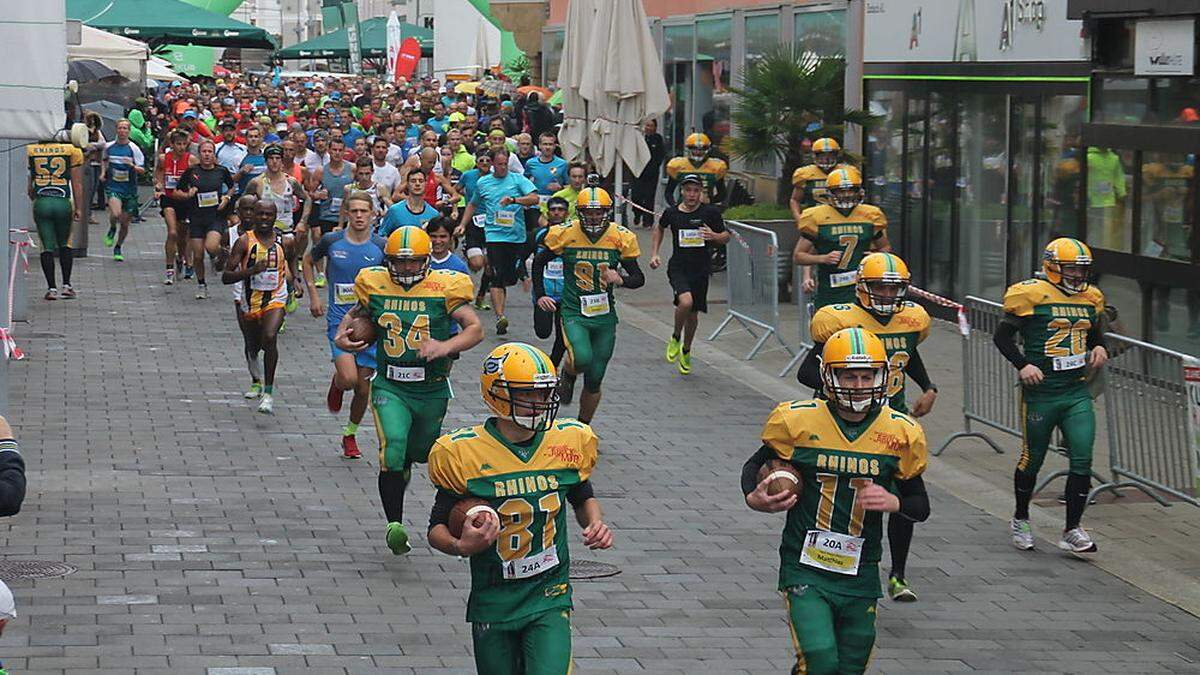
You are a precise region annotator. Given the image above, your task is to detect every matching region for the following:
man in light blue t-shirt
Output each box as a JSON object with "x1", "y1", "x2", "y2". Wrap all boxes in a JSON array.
[
  {"x1": 379, "y1": 171, "x2": 439, "y2": 235},
  {"x1": 524, "y1": 132, "x2": 569, "y2": 198},
  {"x1": 459, "y1": 147, "x2": 538, "y2": 335}
]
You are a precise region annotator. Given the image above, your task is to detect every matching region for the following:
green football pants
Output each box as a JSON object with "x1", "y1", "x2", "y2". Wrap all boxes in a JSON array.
[
  {"x1": 370, "y1": 384, "x2": 448, "y2": 471},
  {"x1": 472, "y1": 609, "x2": 572, "y2": 675},
  {"x1": 784, "y1": 585, "x2": 877, "y2": 675},
  {"x1": 33, "y1": 196, "x2": 73, "y2": 251},
  {"x1": 1018, "y1": 390, "x2": 1095, "y2": 478},
  {"x1": 561, "y1": 319, "x2": 616, "y2": 393}
]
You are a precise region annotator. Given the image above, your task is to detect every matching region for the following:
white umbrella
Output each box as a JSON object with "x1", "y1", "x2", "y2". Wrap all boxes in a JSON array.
[
  {"x1": 386, "y1": 10, "x2": 402, "y2": 82},
  {"x1": 556, "y1": 0, "x2": 598, "y2": 165},
  {"x1": 472, "y1": 19, "x2": 498, "y2": 77}
]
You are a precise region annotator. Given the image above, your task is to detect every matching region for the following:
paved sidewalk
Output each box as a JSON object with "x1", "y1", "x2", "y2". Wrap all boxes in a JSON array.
[{"x1": 1, "y1": 218, "x2": 1198, "y2": 673}]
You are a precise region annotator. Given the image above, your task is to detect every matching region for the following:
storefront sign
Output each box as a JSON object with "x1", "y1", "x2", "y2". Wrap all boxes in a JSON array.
[
  {"x1": 865, "y1": 0, "x2": 1088, "y2": 63},
  {"x1": 1185, "y1": 362, "x2": 1200, "y2": 496},
  {"x1": 1135, "y1": 18, "x2": 1195, "y2": 76}
]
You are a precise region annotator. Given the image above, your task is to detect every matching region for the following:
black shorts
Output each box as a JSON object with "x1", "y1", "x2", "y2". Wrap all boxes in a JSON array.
[
  {"x1": 188, "y1": 216, "x2": 224, "y2": 239},
  {"x1": 316, "y1": 219, "x2": 340, "y2": 235},
  {"x1": 668, "y1": 263, "x2": 711, "y2": 313},
  {"x1": 160, "y1": 195, "x2": 190, "y2": 219},
  {"x1": 486, "y1": 241, "x2": 523, "y2": 288},
  {"x1": 464, "y1": 223, "x2": 486, "y2": 254}
]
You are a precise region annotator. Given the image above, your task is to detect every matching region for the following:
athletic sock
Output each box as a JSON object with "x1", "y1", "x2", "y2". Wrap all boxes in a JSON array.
[
  {"x1": 59, "y1": 249, "x2": 73, "y2": 286},
  {"x1": 1064, "y1": 473, "x2": 1091, "y2": 530},
  {"x1": 671, "y1": 333, "x2": 680, "y2": 341},
  {"x1": 378, "y1": 471, "x2": 408, "y2": 523},
  {"x1": 263, "y1": 385, "x2": 273, "y2": 395},
  {"x1": 887, "y1": 513, "x2": 914, "y2": 580},
  {"x1": 1014, "y1": 468, "x2": 1036, "y2": 520},
  {"x1": 40, "y1": 251, "x2": 56, "y2": 288},
  {"x1": 343, "y1": 422, "x2": 358, "y2": 436}
]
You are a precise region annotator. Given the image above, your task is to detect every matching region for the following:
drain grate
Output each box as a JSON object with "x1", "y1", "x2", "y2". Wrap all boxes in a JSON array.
[
  {"x1": 570, "y1": 559, "x2": 621, "y2": 580},
  {"x1": 0, "y1": 560, "x2": 78, "y2": 580}
]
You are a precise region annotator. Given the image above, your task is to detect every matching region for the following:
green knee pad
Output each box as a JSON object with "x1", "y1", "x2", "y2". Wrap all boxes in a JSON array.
[
  {"x1": 784, "y1": 585, "x2": 876, "y2": 675},
  {"x1": 472, "y1": 609, "x2": 572, "y2": 675},
  {"x1": 33, "y1": 196, "x2": 73, "y2": 250},
  {"x1": 1018, "y1": 391, "x2": 1095, "y2": 477},
  {"x1": 370, "y1": 384, "x2": 448, "y2": 472}
]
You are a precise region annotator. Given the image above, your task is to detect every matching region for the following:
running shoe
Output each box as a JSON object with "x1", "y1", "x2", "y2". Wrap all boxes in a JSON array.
[
  {"x1": 243, "y1": 382, "x2": 263, "y2": 399},
  {"x1": 495, "y1": 315, "x2": 508, "y2": 335},
  {"x1": 103, "y1": 228, "x2": 116, "y2": 247},
  {"x1": 112, "y1": 246, "x2": 124, "y2": 262},
  {"x1": 386, "y1": 521, "x2": 411, "y2": 555},
  {"x1": 474, "y1": 298, "x2": 491, "y2": 311},
  {"x1": 677, "y1": 351, "x2": 693, "y2": 375},
  {"x1": 558, "y1": 371, "x2": 577, "y2": 405},
  {"x1": 314, "y1": 272, "x2": 327, "y2": 289},
  {"x1": 183, "y1": 265, "x2": 194, "y2": 280},
  {"x1": 257, "y1": 394, "x2": 274, "y2": 415},
  {"x1": 285, "y1": 294, "x2": 299, "y2": 314},
  {"x1": 164, "y1": 269, "x2": 176, "y2": 285},
  {"x1": 60, "y1": 285, "x2": 76, "y2": 299},
  {"x1": 665, "y1": 337, "x2": 681, "y2": 363},
  {"x1": 44, "y1": 288, "x2": 58, "y2": 301},
  {"x1": 1010, "y1": 518, "x2": 1035, "y2": 551},
  {"x1": 326, "y1": 377, "x2": 344, "y2": 413},
  {"x1": 342, "y1": 435, "x2": 362, "y2": 460},
  {"x1": 1058, "y1": 527, "x2": 1098, "y2": 555},
  {"x1": 887, "y1": 576, "x2": 918, "y2": 602},
  {"x1": 195, "y1": 284, "x2": 208, "y2": 300}
]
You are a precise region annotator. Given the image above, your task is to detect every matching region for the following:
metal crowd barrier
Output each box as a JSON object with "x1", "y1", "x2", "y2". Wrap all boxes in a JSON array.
[
  {"x1": 778, "y1": 272, "x2": 814, "y2": 377},
  {"x1": 1096, "y1": 334, "x2": 1200, "y2": 507},
  {"x1": 707, "y1": 221, "x2": 794, "y2": 360}
]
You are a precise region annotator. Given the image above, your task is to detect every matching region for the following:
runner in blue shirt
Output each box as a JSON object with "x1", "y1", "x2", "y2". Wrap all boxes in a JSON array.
[
  {"x1": 532, "y1": 195, "x2": 569, "y2": 369},
  {"x1": 379, "y1": 171, "x2": 440, "y2": 236},
  {"x1": 101, "y1": 119, "x2": 147, "y2": 261},
  {"x1": 426, "y1": 217, "x2": 472, "y2": 337},
  {"x1": 236, "y1": 127, "x2": 267, "y2": 194},
  {"x1": 303, "y1": 191, "x2": 387, "y2": 460},
  {"x1": 524, "y1": 132, "x2": 569, "y2": 199}
]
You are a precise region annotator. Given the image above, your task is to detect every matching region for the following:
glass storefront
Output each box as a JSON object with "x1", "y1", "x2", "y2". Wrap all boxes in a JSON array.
[
  {"x1": 541, "y1": 28, "x2": 564, "y2": 87},
  {"x1": 794, "y1": 8, "x2": 845, "y2": 58},
  {"x1": 695, "y1": 17, "x2": 732, "y2": 155},
  {"x1": 663, "y1": 23, "x2": 694, "y2": 162}
]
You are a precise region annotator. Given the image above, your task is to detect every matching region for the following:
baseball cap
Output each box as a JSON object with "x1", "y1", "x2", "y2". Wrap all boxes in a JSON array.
[
  {"x1": 218, "y1": 118, "x2": 236, "y2": 128},
  {"x1": 264, "y1": 145, "x2": 284, "y2": 158},
  {"x1": 679, "y1": 173, "x2": 705, "y2": 186},
  {"x1": 448, "y1": 112, "x2": 466, "y2": 122},
  {"x1": 181, "y1": 110, "x2": 197, "y2": 119}
]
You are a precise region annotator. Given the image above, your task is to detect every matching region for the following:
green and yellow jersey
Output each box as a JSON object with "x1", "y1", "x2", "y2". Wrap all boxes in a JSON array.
[
  {"x1": 428, "y1": 418, "x2": 598, "y2": 624},
  {"x1": 798, "y1": 203, "x2": 888, "y2": 307},
  {"x1": 353, "y1": 267, "x2": 473, "y2": 397},
  {"x1": 666, "y1": 156, "x2": 728, "y2": 203},
  {"x1": 810, "y1": 301, "x2": 931, "y2": 411},
  {"x1": 761, "y1": 399, "x2": 926, "y2": 598},
  {"x1": 791, "y1": 164, "x2": 833, "y2": 208},
  {"x1": 1002, "y1": 278, "x2": 1104, "y2": 396},
  {"x1": 542, "y1": 221, "x2": 640, "y2": 326},
  {"x1": 28, "y1": 143, "x2": 83, "y2": 199}
]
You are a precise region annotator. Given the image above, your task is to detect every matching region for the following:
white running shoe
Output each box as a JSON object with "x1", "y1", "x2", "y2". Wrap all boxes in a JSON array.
[
  {"x1": 195, "y1": 285, "x2": 208, "y2": 300},
  {"x1": 1058, "y1": 527, "x2": 1098, "y2": 555},
  {"x1": 1011, "y1": 518, "x2": 1035, "y2": 551},
  {"x1": 164, "y1": 269, "x2": 176, "y2": 285},
  {"x1": 257, "y1": 394, "x2": 274, "y2": 415}
]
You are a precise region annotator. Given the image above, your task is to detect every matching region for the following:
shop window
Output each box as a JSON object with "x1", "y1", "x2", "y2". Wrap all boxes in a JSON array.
[
  {"x1": 741, "y1": 13, "x2": 779, "y2": 174},
  {"x1": 1150, "y1": 77, "x2": 1200, "y2": 126},
  {"x1": 957, "y1": 92, "x2": 1009, "y2": 301},
  {"x1": 927, "y1": 93, "x2": 955, "y2": 297},
  {"x1": 864, "y1": 88, "x2": 903, "y2": 254},
  {"x1": 1010, "y1": 99, "x2": 1037, "y2": 281},
  {"x1": 1042, "y1": 95, "x2": 1086, "y2": 242},
  {"x1": 1149, "y1": 286, "x2": 1200, "y2": 357},
  {"x1": 1094, "y1": 274, "x2": 1144, "y2": 340},
  {"x1": 696, "y1": 17, "x2": 732, "y2": 157},
  {"x1": 904, "y1": 95, "x2": 927, "y2": 285},
  {"x1": 663, "y1": 24, "x2": 694, "y2": 160},
  {"x1": 1086, "y1": 147, "x2": 1134, "y2": 252},
  {"x1": 1094, "y1": 77, "x2": 1149, "y2": 124},
  {"x1": 794, "y1": 9, "x2": 845, "y2": 58},
  {"x1": 542, "y1": 29, "x2": 564, "y2": 86}
]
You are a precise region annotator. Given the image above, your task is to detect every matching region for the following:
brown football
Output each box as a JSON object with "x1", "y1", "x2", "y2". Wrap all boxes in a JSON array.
[
  {"x1": 757, "y1": 460, "x2": 802, "y2": 497},
  {"x1": 448, "y1": 498, "x2": 498, "y2": 539},
  {"x1": 344, "y1": 311, "x2": 376, "y2": 346}
]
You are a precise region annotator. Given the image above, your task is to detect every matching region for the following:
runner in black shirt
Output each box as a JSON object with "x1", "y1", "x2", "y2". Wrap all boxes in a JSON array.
[
  {"x1": 649, "y1": 173, "x2": 729, "y2": 375},
  {"x1": 177, "y1": 139, "x2": 235, "y2": 299}
]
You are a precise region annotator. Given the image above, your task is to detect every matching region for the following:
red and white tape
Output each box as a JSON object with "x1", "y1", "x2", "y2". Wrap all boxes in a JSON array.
[
  {"x1": 3, "y1": 229, "x2": 35, "y2": 361},
  {"x1": 907, "y1": 285, "x2": 969, "y2": 336}
]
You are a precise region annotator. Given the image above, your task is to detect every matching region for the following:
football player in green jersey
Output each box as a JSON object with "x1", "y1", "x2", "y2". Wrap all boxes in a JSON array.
[
  {"x1": 994, "y1": 238, "x2": 1108, "y2": 555},
  {"x1": 428, "y1": 342, "x2": 613, "y2": 674},
  {"x1": 744, "y1": 328, "x2": 930, "y2": 675},
  {"x1": 336, "y1": 225, "x2": 483, "y2": 555}
]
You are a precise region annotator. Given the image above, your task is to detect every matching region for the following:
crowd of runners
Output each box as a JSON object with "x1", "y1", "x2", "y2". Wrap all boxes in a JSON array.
[{"x1": 24, "y1": 70, "x2": 1111, "y2": 674}]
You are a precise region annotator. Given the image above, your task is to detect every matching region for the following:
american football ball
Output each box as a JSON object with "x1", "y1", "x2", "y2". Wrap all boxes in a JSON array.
[
  {"x1": 344, "y1": 311, "x2": 376, "y2": 346},
  {"x1": 757, "y1": 460, "x2": 802, "y2": 497},
  {"x1": 448, "y1": 498, "x2": 498, "y2": 538}
]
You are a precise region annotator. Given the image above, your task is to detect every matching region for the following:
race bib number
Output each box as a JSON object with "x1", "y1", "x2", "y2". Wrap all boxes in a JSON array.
[
  {"x1": 197, "y1": 191, "x2": 219, "y2": 208},
  {"x1": 165, "y1": 175, "x2": 179, "y2": 189},
  {"x1": 799, "y1": 530, "x2": 863, "y2": 576},
  {"x1": 544, "y1": 259, "x2": 564, "y2": 280},
  {"x1": 495, "y1": 209, "x2": 517, "y2": 228},
  {"x1": 829, "y1": 270, "x2": 858, "y2": 288},
  {"x1": 250, "y1": 269, "x2": 279, "y2": 291},
  {"x1": 472, "y1": 214, "x2": 487, "y2": 228},
  {"x1": 333, "y1": 282, "x2": 356, "y2": 304},
  {"x1": 329, "y1": 197, "x2": 343, "y2": 213},
  {"x1": 538, "y1": 194, "x2": 551, "y2": 206},
  {"x1": 110, "y1": 167, "x2": 129, "y2": 183},
  {"x1": 678, "y1": 228, "x2": 704, "y2": 248},
  {"x1": 580, "y1": 292, "x2": 610, "y2": 317},
  {"x1": 386, "y1": 365, "x2": 426, "y2": 382},
  {"x1": 501, "y1": 546, "x2": 560, "y2": 580},
  {"x1": 1052, "y1": 353, "x2": 1086, "y2": 371}
]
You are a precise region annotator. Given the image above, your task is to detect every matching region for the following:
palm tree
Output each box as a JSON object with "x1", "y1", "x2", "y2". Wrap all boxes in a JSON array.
[{"x1": 729, "y1": 44, "x2": 877, "y2": 204}]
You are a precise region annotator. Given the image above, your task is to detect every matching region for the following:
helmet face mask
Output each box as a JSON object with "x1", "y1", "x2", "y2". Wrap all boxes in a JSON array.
[
  {"x1": 1041, "y1": 238, "x2": 1093, "y2": 294},
  {"x1": 685, "y1": 133, "x2": 711, "y2": 163},
  {"x1": 861, "y1": 279, "x2": 908, "y2": 315},
  {"x1": 384, "y1": 226, "x2": 432, "y2": 286},
  {"x1": 830, "y1": 185, "x2": 863, "y2": 210},
  {"x1": 823, "y1": 364, "x2": 889, "y2": 413},
  {"x1": 489, "y1": 381, "x2": 560, "y2": 431},
  {"x1": 385, "y1": 254, "x2": 429, "y2": 286},
  {"x1": 1057, "y1": 263, "x2": 1091, "y2": 293},
  {"x1": 579, "y1": 207, "x2": 608, "y2": 238},
  {"x1": 814, "y1": 151, "x2": 840, "y2": 172}
]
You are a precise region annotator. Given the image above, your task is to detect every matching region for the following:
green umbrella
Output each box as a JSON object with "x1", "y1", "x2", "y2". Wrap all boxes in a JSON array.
[
  {"x1": 275, "y1": 17, "x2": 433, "y2": 60},
  {"x1": 67, "y1": 0, "x2": 276, "y2": 49}
]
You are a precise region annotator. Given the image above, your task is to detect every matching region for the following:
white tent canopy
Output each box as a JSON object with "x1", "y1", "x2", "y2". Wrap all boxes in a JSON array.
[
  {"x1": 433, "y1": 0, "x2": 501, "y2": 77},
  {"x1": 148, "y1": 57, "x2": 186, "y2": 82},
  {"x1": 70, "y1": 25, "x2": 150, "y2": 82},
  {"x1": 0, "y1": 3, "x2": 65, "y2": 140}
]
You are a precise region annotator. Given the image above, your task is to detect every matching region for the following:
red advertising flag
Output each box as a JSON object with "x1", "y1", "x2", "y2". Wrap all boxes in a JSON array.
[{"x1": 395, "y1": 37, "x2": 421, "y2": 83}]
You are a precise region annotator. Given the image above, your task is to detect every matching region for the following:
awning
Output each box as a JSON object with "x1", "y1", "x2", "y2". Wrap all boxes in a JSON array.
[
  {"x1": 275, "y1": 17, "x2": 432, "y2": 60},
  {"x1": 67, "y1": 0, "x2": 277, "y2": 50},
  {"x1": 70, "y1": 25, "x2": 149, "y2": 81}
]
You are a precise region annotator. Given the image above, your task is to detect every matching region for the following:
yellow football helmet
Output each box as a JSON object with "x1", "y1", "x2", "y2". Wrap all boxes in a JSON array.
[
  {"x1": 826, "y1": 166, "x2": 864, "y2": 211},
  {"x1": 1042, "y1": 237, "x2": 1092, "y2": 294},
  {"x1": 811, "y1": 137, "x2": 841, "y2": 171},
  {"x1": 481, "y1": 342, "x2": 560, "y2": 431},
  {"x1": 856, "y1": 253, "x2": 911, "y2": 316},
  {"x1": 685, "y1": 132, "x2": 711, "y2": 162},
  {"x1": 576, "y1": 187, "x2": 613, "y2": 238},
  {"x1": 820, "y1": 327, "x2": 889, "y2": 413},
  {"x1": 384, "y1": 226, "x2": 432, "y2": 286}
]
